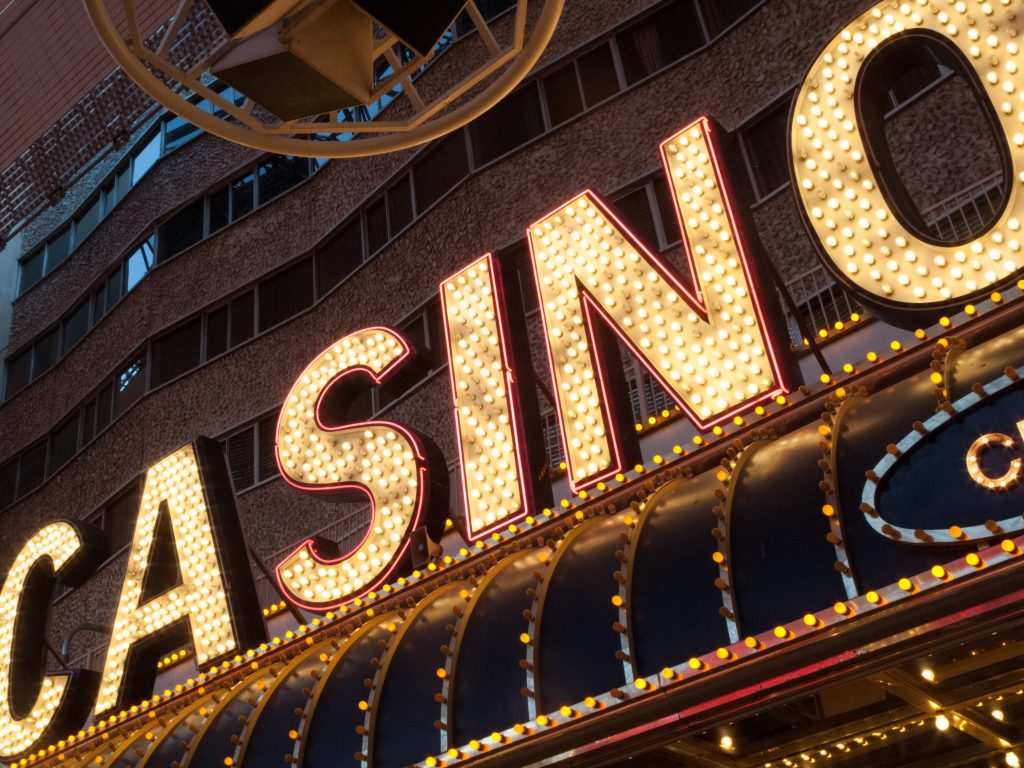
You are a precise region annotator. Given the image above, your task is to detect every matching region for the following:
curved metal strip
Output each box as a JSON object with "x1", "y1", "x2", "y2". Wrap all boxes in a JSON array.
[
  {"x1": 368, "y1": 581, "x2": 471, "y2": 768},
  {"x1": 181, "y1": 664, "x2": 281, "y2": 768},
  {"x1": 717, "y1": 446, "x2": 752, "y2": 644},
  {"x1": 296, "y1": 612, "x2": 397, "y2": 767},
  {"x1": 134, "y1": 692, "x2": 217, "y2": 768},
  {"x1": 87, "y1": 713, "x2": 174, "y2": 768},
  {"x1": 868, "y1": 365, "x2": 1024, "y2": 541},
  {"x1": 946, "y1": 323, "x2": 1024, "y2": 399},
  {"x1": 445, "y1": 549, "x2": 541, "y2": 749},
  {"x1": 727, "y1": 429, "x2": 847, "y2": 636},
  {"x1": 625, "y1": 472, "x2": 732, "y2": 677},
  {"x1": 235, "y1": 638, "x2": 337, "y2": 768},
  {"x1": 533, "y1": 514, "x2": 626, "y2": 714},
  {"x1": 62, "y1": 732, "x2": 124, "y2": 768},
  {"x1": 832, "y1": 368, "x2": 973, "y2": 590},
  {"x1": 818, "y1": 394, "x2": 859, "y2": 598}
]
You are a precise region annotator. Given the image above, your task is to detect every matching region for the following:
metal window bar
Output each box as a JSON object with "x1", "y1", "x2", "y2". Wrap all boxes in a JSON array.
[
  {"x1": 66, "y1": 643, "x2": 108, "y2": 673},
  {"x1": 923, "y1": 172, "x2": 1005, "y2": 242},
  {"x1": 780, "y1": 173, "x2": 1006, "y2": 347},
  {"x1": 250, "y1": 509, "x2": 370, "y2": 609},
  {"x1": 642, "y1": 372, "x2": 675, "y2": 417},
  {"x1": 540, "y1": 410, "x2": 565, "y2": 468},
  {"x1": 781, "y1": 265, "x2": 863, "y2": 346}
]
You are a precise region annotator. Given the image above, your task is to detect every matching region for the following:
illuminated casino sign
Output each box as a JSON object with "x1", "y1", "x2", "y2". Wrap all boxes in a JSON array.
[{"x1": 8, "y1": 1, "x2": 1024, "y2": 764}]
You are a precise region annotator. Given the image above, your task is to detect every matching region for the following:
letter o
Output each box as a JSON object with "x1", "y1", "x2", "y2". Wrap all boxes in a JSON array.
[{"x1": 793, "y1": 1, "x2": 1024, "y2": 309}]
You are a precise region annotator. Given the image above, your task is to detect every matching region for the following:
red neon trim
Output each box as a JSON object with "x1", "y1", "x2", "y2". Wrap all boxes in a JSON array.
[
  {"x1": 273, "y1": 327, "x2": 431, "y2": 612},
  {"x1": 677, "y1": 118, "x2": 790, "y2": 397},
  {"x1": 439, "y1": 253, "x2": 535, "y2": 541},
  {"x1": 526, "y1": 116, "x2": 791, "y2": 493}
]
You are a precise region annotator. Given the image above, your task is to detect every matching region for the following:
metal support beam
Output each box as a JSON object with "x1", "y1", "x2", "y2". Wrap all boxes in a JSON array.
[{"x1": 870, "y1": 668, "x2": 1015, "y2": 750}]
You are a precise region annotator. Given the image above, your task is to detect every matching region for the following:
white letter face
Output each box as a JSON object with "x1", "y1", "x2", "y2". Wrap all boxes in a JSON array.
[
  {"x1": 793, "y1": 0, "x2": 1024, "y2": 306},
  {"x1": 528, "y1": 117, "x2": 787, "y2": 490}
]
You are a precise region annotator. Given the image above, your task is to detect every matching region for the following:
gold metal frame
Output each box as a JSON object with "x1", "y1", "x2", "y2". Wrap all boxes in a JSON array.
[{"x1": 84, "y1": 0, "x2": 564, "y2": 158}]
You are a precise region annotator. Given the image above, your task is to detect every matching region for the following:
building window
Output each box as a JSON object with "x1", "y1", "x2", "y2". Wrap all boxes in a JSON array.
[
  {"x1": 158, "y1": 200, "x2": 205, "y2": 263},
  {"x1": 208, "y1": 185, "x2": 230, "y2": 234},
  {"x1": 114, "y1": 356, "x2": 146, "y2": 417},
  {"x1": 125, "y1": 236, "x2": 157, "y2": 292},
  {"x1": 48, "y1": 415, "x2": 80, "y2": 476},
  {"x1": 75, "y1": 197, "x2": 103, "y2": 245},
  {"x1": 150, "y1": 318, "x2": 202, "y2": 388},
  {"x1": 92, "y1": 285, "x2": 108, "y2": 324},
  {"x1": 543, "y1": 62, "x2": 584, "y2": 127},
  {"x1": 886, "y1": 49, "x2": 949, "y2": 111},
  {"x1": 226, "y1": 427, "x2": 256, "y2": 491},
  {"x1": 577, "y1": 43, "x2": 620, "y2": 108},
  {"x1": 740, "y1": 99, "x2": 792, "y2": 200},
  {"x1": 257, "y1": 414, "x2": 278, "y2": 483},
  {"x1": 91, "y1": 482, "x2": 142, "y2": 556},
  {"x1": 95, "y1": 383, "x2": 113, "y2": 435},
  {"x1": 258, "y1": 257, "x2": 314, "y2": 332},
  {"x1": 377, "y1": 301, "x2": 444, "y2": 410},
  {"x1": 616, "y1": 0, "x2": 705, "y2": 85},
  {"x1": 469, "y1": 84, "x2": 545, "y2": 166},
  {"x1": 32, "y1": 328, "x2": 60, "y2": 379},
  {"x1": 205, "y1": 305, "x2": 230, "y2": 361},
  {"x1": 232, "y1": 173, "x2": 256, "y2": 219},
  {"x1": 652, "y1": 175, "x2": 681, "y2": 245},
  {"x1": 105, "y1": 264, "x2": 124, "y2": 316},
  {"x1": 4, "y1": 349, "x2": 31, "y2": 400},
  {"x1": 0, "y1": 460, "x2": 17, "y2": 510},
  {"x1": 62, "y1": 300, "x2": 91, "y2": 353},
  {"x1": 81, "y1": 399, "x2": 97, "y2": 447},
  {"x1": 699, "y1": 0, "x2": 761, "y2": 36},
  {"x1": 365, "y1": 196, "x2": 389, "y2": 255},
  {"x1": 46, "y1": 227, "x2": 73, "y2": 271},
  {"x1": 220, "y1": 414, "x2": 281, "y2": 494},
  {"x1": 19, "y1": 248, "x2": 44, "y2": 294},
  {"x1": 17, "y1": 442, "x2": 46, "y2": 498},
  {"x1": 163, "y1": 115, "x2": 200, "y2": 152},
  {"x1": 610, "y1": 184, "x2": 662, "y2": 250},
  {"x1": 316, "y1": 218, "x2": 364, "y2": 297},
  {"x1": 131, "y1": 134, "x2": 161, "y2": 185},
  {"x1": 387, "y1": 176, "x2": 414, "y2": 235},
  {"x1": 414, "y1": 131, "x2": 470, "y2": 212},
  {"x1": 230, "y1": 291, "x2": 256, "y2": 347},
  {"x1": 257, "y1": 156, "x2": 310, "y2": 205}
]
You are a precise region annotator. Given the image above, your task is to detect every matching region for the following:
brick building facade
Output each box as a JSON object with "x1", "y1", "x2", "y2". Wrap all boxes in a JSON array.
[{"x1": 3, "y1": 1, "x2": 1024, "y2": 766}]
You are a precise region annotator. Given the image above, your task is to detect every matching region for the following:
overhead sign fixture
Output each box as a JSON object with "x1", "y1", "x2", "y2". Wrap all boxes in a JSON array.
[{"x1": 83, "y1": 0, "x2": 563, "y2": 158}]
